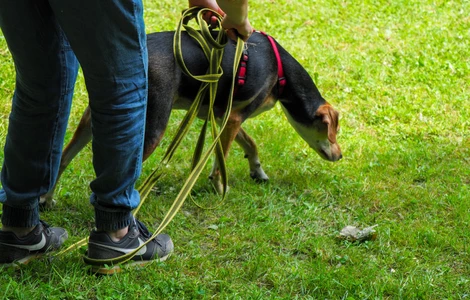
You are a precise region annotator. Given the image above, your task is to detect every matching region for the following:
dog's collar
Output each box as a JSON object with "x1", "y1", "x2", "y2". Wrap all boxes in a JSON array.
[{"x1": 234, "y1": 31, "x2": 286, "y2": 97}]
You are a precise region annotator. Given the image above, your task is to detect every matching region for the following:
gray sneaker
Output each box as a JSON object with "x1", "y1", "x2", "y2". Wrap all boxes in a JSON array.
[
  {"x1": 84, "y1": 218, "x2": 173, "y2": 274},
  {"x1": 0, "y1": 220, "x2": 68, "y2": 266}
]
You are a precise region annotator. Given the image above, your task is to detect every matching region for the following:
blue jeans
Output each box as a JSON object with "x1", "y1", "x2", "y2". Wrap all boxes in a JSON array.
[{"x1": 0, "y1": 0, "x2": 148, "y2": 231}]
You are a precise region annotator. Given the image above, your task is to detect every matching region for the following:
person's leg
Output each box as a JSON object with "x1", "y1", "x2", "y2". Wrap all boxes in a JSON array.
[
  {"x1": 0, "y1": 0, "x2": 78, "y2": 228},
  {"x1": 46, "y1": 0, "x2": 173, "y2": 273},
  {"x1": 48, "y1": 0, "x2": 148, "y2": 232},
  {"x1": 0, "y1": 0, "x2": 74, "y2": 264}
]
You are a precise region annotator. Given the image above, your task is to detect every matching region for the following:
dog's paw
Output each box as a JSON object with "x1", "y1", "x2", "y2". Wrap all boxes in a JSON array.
[
  {"x1": 39, "y1": 195, "x2": 57, "y2": 211},
  {"x1": 209, "y1": 176, "x2": 230, "y2": 195},
  {"x1": 214, "y1": 184, "x2": 230, "y2": 195}
]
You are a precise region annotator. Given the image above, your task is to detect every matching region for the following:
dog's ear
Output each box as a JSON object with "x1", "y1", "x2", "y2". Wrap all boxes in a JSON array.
[{"x1": 316, "y1": 104, "x2": 340, "y2": 144}]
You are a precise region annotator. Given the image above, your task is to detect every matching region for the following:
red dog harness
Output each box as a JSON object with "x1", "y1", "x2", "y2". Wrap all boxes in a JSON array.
[{"x1": 234, "y1": 31, "x2": 286, "y2": 97}]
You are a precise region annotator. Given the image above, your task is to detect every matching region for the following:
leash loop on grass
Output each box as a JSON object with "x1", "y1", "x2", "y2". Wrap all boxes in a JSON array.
[{"x1": 59, "y1": 7, "x2": 245, "y2": 268}]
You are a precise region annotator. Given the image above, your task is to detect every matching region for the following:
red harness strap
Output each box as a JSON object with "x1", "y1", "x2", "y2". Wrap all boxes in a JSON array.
[
  {"x1": 234, "y1": 51, "x2": 249, "y2": 95},
  {"x1": 234, "y1": 31, "x2": 287, "y2": 97},
  {"x1": 258, "y1": 31, "x2": 286, "y2": 96}
]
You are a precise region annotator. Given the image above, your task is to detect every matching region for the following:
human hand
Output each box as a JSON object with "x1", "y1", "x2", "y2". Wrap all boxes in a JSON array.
[
  {"x1": 188, "y1": 0, "x2": 253, "y2": 41},
  {"x1": 221, "y1": 14, "x2": 252, "y2": 41},
  {"x1": 188, "y1": 0, "x2": 224, "y2": 15},
  {"x1": 216, "y1": 0, "x2": 252, "y2": 41}
]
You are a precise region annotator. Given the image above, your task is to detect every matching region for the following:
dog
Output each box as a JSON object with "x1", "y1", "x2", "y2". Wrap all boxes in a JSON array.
[{"x1": 40, "y1": 30, "x2": 342, "y2": 208}]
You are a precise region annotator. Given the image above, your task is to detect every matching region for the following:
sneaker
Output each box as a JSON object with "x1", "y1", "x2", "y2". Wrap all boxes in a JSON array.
[
  {"x1": 0, "y1": 220, "x2": 68, "y2": 266},
  {"x1": 84, "y1": 219, "x2": 173, "y2": 274}
]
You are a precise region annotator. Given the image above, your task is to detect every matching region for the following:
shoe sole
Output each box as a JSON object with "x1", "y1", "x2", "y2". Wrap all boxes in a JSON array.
[
  {"x1": 0, "y1": 233, "x2": 68, "y2": 267},
  {"x1": 88, "y1": 253, "x2": 171, "y2": 275}
]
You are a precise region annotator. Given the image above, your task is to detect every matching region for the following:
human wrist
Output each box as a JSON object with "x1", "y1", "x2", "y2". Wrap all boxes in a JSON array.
[{"x1": 217, "y1": 0, "x2": 248, "y2": 24}]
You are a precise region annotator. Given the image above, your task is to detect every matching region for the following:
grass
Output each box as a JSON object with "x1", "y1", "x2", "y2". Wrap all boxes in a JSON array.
[{"x1": 1, "y1": 0, "x2": 469, "y2": 298}]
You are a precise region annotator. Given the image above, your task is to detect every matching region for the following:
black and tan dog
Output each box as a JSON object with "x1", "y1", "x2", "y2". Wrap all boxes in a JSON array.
[{"x1": 40, "y1": 31, "x2": 342, "y2": 207}]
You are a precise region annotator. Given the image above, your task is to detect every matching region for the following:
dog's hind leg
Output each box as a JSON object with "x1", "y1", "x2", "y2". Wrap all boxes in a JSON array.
[
  {"x1": 40, "y1": 106, "x2": 92, "y2": 209},
  {"x1": 209, "y1": 115, "x2": 243, "y2": 194},
  {"x1": 234, "y1": 127, "x2": 269, "y2": 182}
]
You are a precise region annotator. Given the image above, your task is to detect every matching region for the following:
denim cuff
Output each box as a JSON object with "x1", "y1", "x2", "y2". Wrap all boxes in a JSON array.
[
  {"x1": 1, "y1": 203, "x2": 40, "y2": 227},
  {"x1": 94, "y1": 206, "x2": 133, "y2": 231}
]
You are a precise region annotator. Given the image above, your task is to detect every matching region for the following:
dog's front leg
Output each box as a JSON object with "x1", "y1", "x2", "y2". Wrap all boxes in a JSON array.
[
  {"x1": 40, "y1": 106, "x2": 93, "y2": 209},
  {"x1": 209, "y1": 115, "x2": 242, "y2": 194},
  {"x1": 234, "y1": 127, "x2": 269, "y2": 182}
]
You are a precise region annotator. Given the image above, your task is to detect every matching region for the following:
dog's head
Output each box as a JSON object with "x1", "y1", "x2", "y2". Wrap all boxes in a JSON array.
[{"x1": 281, "y1": 103, "x2": 342, "y2": 162}]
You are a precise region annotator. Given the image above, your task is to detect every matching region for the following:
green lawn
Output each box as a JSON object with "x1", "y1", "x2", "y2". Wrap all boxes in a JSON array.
[{"x1": 1, "y1": 0, "x2": 469, "y2": 298}]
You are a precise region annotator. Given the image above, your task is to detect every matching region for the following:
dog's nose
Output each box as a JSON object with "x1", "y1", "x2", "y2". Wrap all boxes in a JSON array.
[{"x1": 339, "y1": 153, "x2": 343, "y2": 160}]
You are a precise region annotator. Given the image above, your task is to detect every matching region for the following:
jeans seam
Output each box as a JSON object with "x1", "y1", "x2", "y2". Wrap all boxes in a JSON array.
[
  {"x1": 132, "y1": 0, "x2": 147, "y2": 192},
  {"x1": 45, "y1": 25, "x2": 67, "y2": 194}
]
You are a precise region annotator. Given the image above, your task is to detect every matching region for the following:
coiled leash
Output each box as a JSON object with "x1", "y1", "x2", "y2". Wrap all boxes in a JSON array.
[{"x1": 58, "y1": 7, "x2": 245, "y2": 268}]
